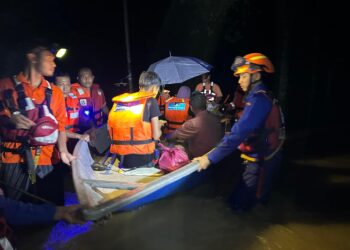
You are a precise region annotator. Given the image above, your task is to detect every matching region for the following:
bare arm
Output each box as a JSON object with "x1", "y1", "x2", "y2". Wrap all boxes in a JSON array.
[
  {"x1": 66, "y1": 131, "x2": 90, "y2": 141},
  {"x1": 214, "y1": 84, "x2": 223, "y2": 104},
  {"x1": 151, "y1": 116, "x2": 162, "y2": 141},
  {"x1": 57, "y1": 131, "x2": 76, "y2": 166}
]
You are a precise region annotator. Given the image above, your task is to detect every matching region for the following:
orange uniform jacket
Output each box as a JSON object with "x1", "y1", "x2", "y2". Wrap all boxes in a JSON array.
[{"x1": 0, "y1": 73, "x2": 66, "y2": 166}]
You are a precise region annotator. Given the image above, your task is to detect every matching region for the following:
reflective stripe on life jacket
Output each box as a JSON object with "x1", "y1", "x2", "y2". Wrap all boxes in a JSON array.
[
  {"x1": 163, "y1": 97, "x2": 190, "y2": 134},
  {"x1": 65, "y1": 93, "x2": 80, "y2": 132},
  {"x1": 201, "y1": 82, "x2": 216, "y2": 101},
  {"x1": 108, "y1": 91, "x2": 156, "y2": 156},
  {"x1": 71, "y1": 83, "x2": 105, "y2": 127}
]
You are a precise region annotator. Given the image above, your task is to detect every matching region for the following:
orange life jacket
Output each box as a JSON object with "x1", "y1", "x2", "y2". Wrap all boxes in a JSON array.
[
  {"x1": 64, "y1": 93, "x2": 80, "y2": 132},
  {"x1": 71, "y1": 83, "x2": 105, "y2": 127},
  {"x1": 163, "y1": 97, "x2": 190, "y2": 134},
  {"x1": 157, "y1": 95, "x2": 166, "y2": 115},
  {"x1": 108, "y1": 91, "x2": 156, "y2": 156}
]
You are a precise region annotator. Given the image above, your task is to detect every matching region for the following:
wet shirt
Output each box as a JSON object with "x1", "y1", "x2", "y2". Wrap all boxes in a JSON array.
[{"x1": 208, "y1": 82, "x2": 272, "y2": 164}]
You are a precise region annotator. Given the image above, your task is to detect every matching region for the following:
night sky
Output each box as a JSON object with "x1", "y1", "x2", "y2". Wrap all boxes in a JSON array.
[{"x1": 0, "y1": 0, "x2": 348, "y2": 135}]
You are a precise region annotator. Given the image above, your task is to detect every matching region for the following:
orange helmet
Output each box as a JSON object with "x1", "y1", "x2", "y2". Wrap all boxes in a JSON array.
[{"x1": 231, "y1": 53, "x2": 275, "y2": 77}]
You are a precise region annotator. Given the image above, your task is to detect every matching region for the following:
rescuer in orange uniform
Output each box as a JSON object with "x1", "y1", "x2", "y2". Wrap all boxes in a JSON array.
[{"x1": 0, "y1": 45, "x2": 75, "y2": 204}]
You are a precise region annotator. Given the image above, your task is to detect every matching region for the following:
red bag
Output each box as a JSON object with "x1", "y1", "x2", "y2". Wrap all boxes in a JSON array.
[
  {"x1": 158, "y1": 143, "x2": 190, "y2": 172},
  {"x1": 28, "y1": 105, "x2": 59, "y2": 146}
]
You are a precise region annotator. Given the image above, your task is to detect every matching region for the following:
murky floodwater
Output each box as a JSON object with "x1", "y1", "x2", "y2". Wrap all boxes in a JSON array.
[{"x1": 15, "y1": 152, "x2": 350, "y2": 250}]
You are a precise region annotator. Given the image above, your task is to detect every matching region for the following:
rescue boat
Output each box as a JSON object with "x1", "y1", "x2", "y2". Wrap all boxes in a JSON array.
[{"x1": 72, "y1": 140, "x2": 210, "y2": 221}]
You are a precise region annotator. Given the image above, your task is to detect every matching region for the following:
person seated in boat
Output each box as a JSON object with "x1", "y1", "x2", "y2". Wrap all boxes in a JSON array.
[
  {"x1": 157, "y1": 88, "x2": 170, "y2": 116},
  {"x1": 167, "y1": 91, "x2": 223, "y2": 158},
  {"x1": 108, "y1": 71, "x2": 163, "y2": 169},
  {"x1": 163, "y1": 86, "x2": 191, "y2": 135}
]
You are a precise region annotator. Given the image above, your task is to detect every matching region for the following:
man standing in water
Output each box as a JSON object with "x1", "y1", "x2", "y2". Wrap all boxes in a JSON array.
[{"x1": 195, "y1": 53, "x2": 285, "y2": 211}]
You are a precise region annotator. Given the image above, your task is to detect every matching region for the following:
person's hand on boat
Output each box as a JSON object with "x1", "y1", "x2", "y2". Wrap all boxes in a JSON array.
[
  {"x1": 60, "y1": 150, "x2": 77, "y2": 166},
  {"x1": 159, "y1": 119, "x2": 167, "y2": 127},
  {"x1": 194, "y1": 155, "x2": 211, "y2": 171},
  {"x1": 79, "y1": 133, "x2": 90, "y2": 142},
  {"x1": 85, "y1": 127, "x2": 96, "y2": 141},
  {"x1": 54, "y1": 204, "x2": 85, "y2": 224}
]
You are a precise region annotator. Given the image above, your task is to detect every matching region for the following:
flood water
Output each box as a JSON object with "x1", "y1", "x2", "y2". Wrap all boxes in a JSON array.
[{"x1": 15, "y1": 135, "x2": 350, "y2": 250}]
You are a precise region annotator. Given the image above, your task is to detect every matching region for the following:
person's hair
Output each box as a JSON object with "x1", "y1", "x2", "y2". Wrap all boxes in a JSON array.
[
  {"x1": 190, "y1": 91, "x2": 207, "y2": 111},
  {"x1": 78, "y1": 67, "x2": 93, "y2": 76},
  {"x1": 139, "y1": 71, "x2": 161, "y2": 91},
  {"x1": 177, "y1": 86, "x2": 191, "y2": 98},
  {"x1": 202, "y1": 73, "x2": 211, "y2": 79},
  {"x1": 27, "y1": 46, "x2": 50, "y2": 58},
  {"x1": 24, "y1": 46, "x2": 51, "y2": 69},
  {"x1": 55, "y1": 72, "x2": 71, "y2": 78}
]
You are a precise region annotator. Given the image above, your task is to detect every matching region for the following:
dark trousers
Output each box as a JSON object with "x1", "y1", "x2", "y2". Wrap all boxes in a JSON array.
[
  {"x1": 29, "y1": 165, "x2": 65, "y2": 206},
  {"x1": 0, "y1": 163, "x2": 64, "y2": 206},
  {"x1": 229, "y1": 151, "x2": 282, "y2": 210}
]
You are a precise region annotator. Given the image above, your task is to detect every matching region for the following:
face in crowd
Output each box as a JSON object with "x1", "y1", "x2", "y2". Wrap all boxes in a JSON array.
[
  {"x1": 78, "y1": 69, "x2": 94, "y2": 89},
  {"x1": 238, "y1": 72, "x2": 260, "y2": 92},
  {"x1": 55, "y1": 76, "x2": 71, "y2": 97},
  {"x1": 27, "y1": 49, "x2": 56, "y2": 77}
]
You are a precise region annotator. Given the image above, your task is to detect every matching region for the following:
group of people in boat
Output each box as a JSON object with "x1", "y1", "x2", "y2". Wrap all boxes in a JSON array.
[{"x1": 0, "y1": 43, "x2": 284, "y2": 248}]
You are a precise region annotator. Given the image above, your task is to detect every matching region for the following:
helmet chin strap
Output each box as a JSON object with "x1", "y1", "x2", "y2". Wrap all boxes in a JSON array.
[{"x1": 247, "y1": 73, "x2": 260, "y2": 92}]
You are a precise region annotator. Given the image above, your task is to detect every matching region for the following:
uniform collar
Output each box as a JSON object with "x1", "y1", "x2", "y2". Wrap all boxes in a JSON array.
[
  {"x1": 247, "y1": 81, "x2": 266, "y2": 96},
  {"x1": 16, "y1": 72, "x2": 50, "y2": 88}
]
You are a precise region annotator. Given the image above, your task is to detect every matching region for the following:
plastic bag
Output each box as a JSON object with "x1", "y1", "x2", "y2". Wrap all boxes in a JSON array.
[{"x1": 158, "y1": 143, "x2": 190, "y2": 172}]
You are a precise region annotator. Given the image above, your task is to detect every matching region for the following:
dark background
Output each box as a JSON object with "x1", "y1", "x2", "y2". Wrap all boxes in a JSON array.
[
  {"x1": 2, "y1": 2, "x2": 350, "y2": 247},
  {"x1": 0, "y1": 0, "x2": 348, "y2": 135}
]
